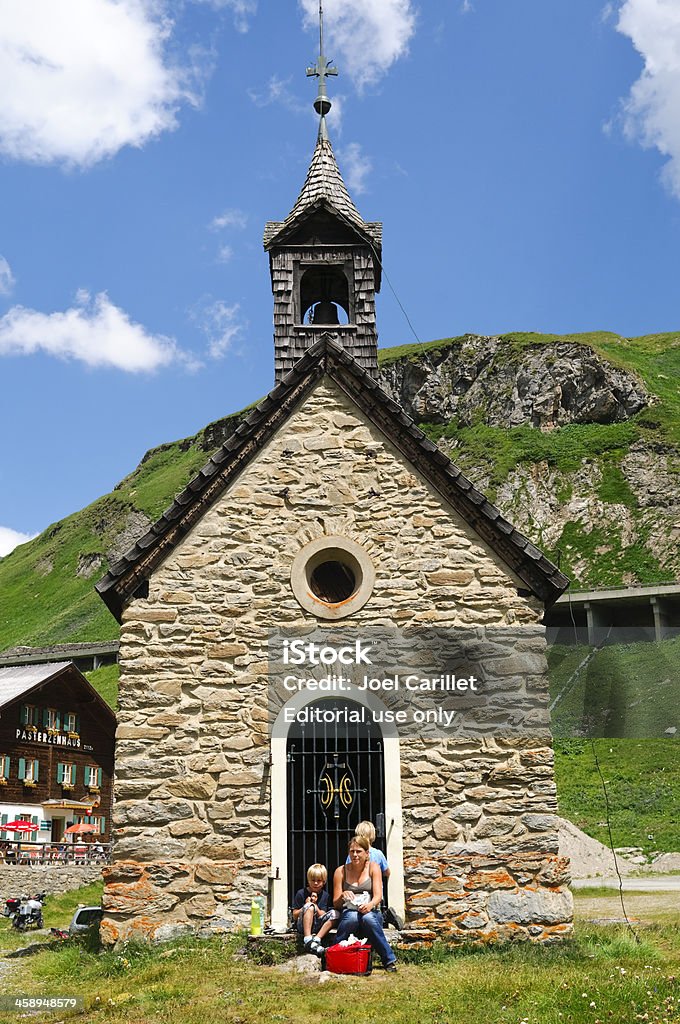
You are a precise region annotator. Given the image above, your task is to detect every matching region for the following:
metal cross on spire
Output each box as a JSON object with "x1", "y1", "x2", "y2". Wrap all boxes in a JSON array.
[{"x1": 306, "y1": 0, "x2": 338, "y2": 140}]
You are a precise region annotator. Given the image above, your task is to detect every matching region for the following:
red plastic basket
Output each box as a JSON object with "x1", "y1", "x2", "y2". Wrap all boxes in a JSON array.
[{"x1": 324, "y1": 942, "x2": 372, "y2": 975}]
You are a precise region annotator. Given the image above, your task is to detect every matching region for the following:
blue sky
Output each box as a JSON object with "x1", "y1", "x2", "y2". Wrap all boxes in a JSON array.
[{"x1": 1, "y1": 0, "x2": 679, "y2": 554}]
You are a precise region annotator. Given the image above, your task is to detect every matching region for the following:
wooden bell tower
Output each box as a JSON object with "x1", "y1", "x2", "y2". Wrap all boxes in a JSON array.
[{"x1": 263, "y1": 5, "x2": 382, "y2": 382}]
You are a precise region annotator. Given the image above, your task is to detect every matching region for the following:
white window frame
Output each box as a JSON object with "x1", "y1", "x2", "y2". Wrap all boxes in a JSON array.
[
  {"x1": 64, "y1": 712, "x2": 77, "y2": 733},
  {"x1": 46, "y1": 708, "x2": 59, "y2": 730},
  {"x1": 24, "y1": 760, "x2": 36, "y2": 782},
  {"x1": 62, "y1": 763, "x2": 74, "y2": 785},
  {"x1": 23, "y1": 705, "x2": 38, "y2": 726},
  {"x1": 85, "y1": 766, "x2": 99, "y2": 788}
]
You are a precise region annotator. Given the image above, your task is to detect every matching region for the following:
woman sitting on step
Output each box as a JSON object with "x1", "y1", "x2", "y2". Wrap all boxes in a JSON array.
[{"x1": 332, "y1": 835, "x2": 397, "y2": 972}]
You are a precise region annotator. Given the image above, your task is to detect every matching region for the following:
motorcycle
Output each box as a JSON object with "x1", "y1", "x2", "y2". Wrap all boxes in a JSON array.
[
  {"x1": 12, "y1": 892, "x2": 46, "y2": 931},
  {"x1": 2, "y1": 896, "x2": 23, "y2": 920}
]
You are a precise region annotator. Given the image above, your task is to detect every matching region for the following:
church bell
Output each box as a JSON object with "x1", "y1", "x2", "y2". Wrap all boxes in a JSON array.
[{"x1": 312, "y1": 300, "x2": 340, "y2": 325}]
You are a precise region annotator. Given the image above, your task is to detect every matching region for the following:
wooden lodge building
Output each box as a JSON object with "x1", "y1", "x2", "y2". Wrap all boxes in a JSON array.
[{"x1": 0, "y1": 663, "x2": 115, "y2": 844}]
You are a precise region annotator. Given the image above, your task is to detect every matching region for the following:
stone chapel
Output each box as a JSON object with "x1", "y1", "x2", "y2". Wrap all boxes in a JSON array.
[{"x1": 96, "y1": 35, "x2": 573, "y2": 946}]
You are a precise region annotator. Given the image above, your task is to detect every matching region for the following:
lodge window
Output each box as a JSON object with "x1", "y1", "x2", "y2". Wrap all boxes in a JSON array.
[
  {"x1": 20, "y1": 705, "x2": 38, "y2": 727},
  {"x1": 18, "y1": 758, "x2": 39, "y2": 784},
  {"x1": 43, "y1": 708, "x2": 60, "y2": 731},
  {"x1": 0, "y1": 756, "x2": 9, "y2": 781},
  {"x1": 85, "y1": 766, "x2": 102, "y2": 789},
  {"x1": 63, "y1": 711, "x2": 78, "y2": 733},
  {"x1": 57, "y1": 763, "x2": 76, "y2": 787},
  {"x1": 77, "y1": 814, "x2": 106, "y2": 834}
]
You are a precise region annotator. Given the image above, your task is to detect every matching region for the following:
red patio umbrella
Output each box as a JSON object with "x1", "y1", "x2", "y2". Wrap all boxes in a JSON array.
[
  {"x1": 4, "y1": 820, "x2": 39, "y2": 832},
  {"x1": 64, "y1": 822, "x2": 98, "y2": 835}
]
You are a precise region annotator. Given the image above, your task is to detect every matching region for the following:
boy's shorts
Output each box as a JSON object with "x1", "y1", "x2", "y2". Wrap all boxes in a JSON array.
[{"x1": 295, "y1": 908, "x2": 338, "y2": 934}]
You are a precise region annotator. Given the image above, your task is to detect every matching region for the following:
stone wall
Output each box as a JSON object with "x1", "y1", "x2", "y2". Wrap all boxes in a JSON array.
[
  {"x1": 0, "y1": 864, "x2": 103, "y2": 902},
  {"x1": 102, "y1": 377, "x2": 571, "y2": 945},
  {"x1": 400, "y1": 736, "x2": 571, "y2": 943}
]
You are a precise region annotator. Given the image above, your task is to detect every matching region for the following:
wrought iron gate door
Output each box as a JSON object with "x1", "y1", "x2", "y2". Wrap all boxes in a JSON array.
[{"x1": 286, "y1": 698, "x2": 386, "y2": 907}]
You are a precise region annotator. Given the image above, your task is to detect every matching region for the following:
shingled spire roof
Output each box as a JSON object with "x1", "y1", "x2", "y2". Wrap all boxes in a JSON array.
[
  {"x1": 263, "y1": 133, "x2": 382, "y2": 250},
  {"x1": 290, "y1": 134, "x2": 364, "y2": 228}
]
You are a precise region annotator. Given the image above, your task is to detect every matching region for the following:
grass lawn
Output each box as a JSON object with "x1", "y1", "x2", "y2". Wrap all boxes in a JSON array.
[{"x1": 1, "y1": 887, "x2": 679, "y2": 1024}]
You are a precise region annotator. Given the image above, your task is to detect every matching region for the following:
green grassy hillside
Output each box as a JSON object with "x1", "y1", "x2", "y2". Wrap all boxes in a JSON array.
[
  {"x1": 549, "y1": 637, "x2": 680, "y2": 854},
  {"x1": 1, "y1": 330, "x2": 678, "y2": 650}
]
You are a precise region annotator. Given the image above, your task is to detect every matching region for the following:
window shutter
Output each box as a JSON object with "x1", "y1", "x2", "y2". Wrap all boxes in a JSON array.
[
  {"x1": 71, "y1": 765, "x2": 77, "y2": 785},
  {"x1": 42, "y1": 708, "x2": 49, "y2": 728},
  {"x1": 0, "y1": 813, "x2": 6, "y2": 841},
  {"x1": 57, "y1": 763, "x2": 64, "y2": 784},
  {"x1": 20, "y1": 706, "x2": 28, "y2": 725},
  {"x1": 18, "y1": 758, "x2": 26, "y2": 780},
  {"x1": 97, "y1": 768, "x2": 102, "y2": 788},
  {"x1": 2, "y1": 756, "x2": 8, "y2": 778},
  {"x1": 33, "y1": 760, "x2": 39, "y2": 781},
  {"x1": 99, "y1": 817, "x2": 105, "y2": 834},
  {"x1": 31, "y1": 815, "x2": 38, "y2": 827},
  {"x1": 55, "y1": 711, "x2": 61, "y2": 730},
  {"x1": 75, "y1": 714, "x2": 80, "y2": 733}
]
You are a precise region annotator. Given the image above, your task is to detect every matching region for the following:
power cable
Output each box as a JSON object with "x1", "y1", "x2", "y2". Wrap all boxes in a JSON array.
[{"x1": 369, "y1": 242, "x2": 444, "y2": 382}]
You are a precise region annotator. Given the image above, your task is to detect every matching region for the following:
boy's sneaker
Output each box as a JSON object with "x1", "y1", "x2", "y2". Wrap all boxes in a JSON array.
[
  {"x1": 309, "y1": 939, "x2": 323, "y2": 956},
  {"x1": 384, "y1": 907, "x2": 405, "y2": 930}
]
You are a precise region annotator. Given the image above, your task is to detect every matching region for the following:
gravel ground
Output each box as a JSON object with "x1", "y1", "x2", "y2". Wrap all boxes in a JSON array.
[{"x1": 559, "y1": 817, "x2": 680, "y2": 879}]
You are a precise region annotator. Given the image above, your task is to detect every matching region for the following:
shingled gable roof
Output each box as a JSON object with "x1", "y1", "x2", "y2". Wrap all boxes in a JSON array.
[
  {"x1": 97, "y1": 337, "x2": 569, "y2": 621},
  {"x1": 263, "y1": 136, "x2": 382, "y2": 251}
]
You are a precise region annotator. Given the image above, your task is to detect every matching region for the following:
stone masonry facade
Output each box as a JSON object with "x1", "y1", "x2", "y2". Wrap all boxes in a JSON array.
[{"x1": 102, "y1": 378, "x2": 572, "y2": 945}]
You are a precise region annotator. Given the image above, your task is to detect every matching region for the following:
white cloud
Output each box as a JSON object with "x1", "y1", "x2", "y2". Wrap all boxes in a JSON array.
[
  {"x1": 0, "y1": 526, "x2": 37, "y2": 558},
  {"x1": 0, "y1": 0, "x2": 201, "y2": 168},
  {"x1": 210, "y1": 208, "x2": 248, "y2": 231},
  {"x1": 299, "y1": 0, "x2": 416, "y2": 87},
  {"x1": 197, "y1": 300, "x2": 245, "y2": 358},
  {"x1": 616, "y1": 0, "x2": 680, "y2": 198},
  {"x1": 0, "y1": 256, "x2": 15, "y2": 296},
  {"x1": 0, "y1": 291, "x2": 185, "y2": 372},
  {"x1": 248, "y1": 75, "x2": 308, "y2": 114},
  {"x1": 217, "y1": 245, "x2": 234, "y2": 263},
  {"x1": 339, "y1": 142, "x2": 372, "y2": 194},
  {"x1": 193, "y1": 0, "x2": 257, "y2": 32}
]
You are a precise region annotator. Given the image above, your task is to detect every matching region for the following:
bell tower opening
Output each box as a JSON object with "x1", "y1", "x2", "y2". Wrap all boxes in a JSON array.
[{"x1": 300, "y1": 266, "x2": 351, "y2": 326}]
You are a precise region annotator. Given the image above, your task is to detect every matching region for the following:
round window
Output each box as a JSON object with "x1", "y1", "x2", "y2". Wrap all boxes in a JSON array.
[{"x1": 291, "y1": 537, "x2": 375, "y2": 620}]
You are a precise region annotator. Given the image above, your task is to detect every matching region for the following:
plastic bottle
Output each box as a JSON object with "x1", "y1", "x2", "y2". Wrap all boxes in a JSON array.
[{"x1": 250, "y1": 898, "x2": 262, "y2": 936}]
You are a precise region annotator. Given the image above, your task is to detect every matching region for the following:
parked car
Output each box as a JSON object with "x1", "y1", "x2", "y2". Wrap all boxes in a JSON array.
[{"x1": 69, "y1": 905, "x2": 103, "y2": 935}]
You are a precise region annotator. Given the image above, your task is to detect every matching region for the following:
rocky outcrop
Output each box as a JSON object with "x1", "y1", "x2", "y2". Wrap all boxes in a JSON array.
[
  {"x1": 379, "y1": 336, "x2": 650, "y2": 429},
  {"x1": 490, "y1": 440, "x2": 680, "y2": 584},
  {"x1": 106, "y1": 510, "x2": 152, "y2": 566},
  {"x1": 378, "y1": 336, "x2": 679, "y2": 586}
]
